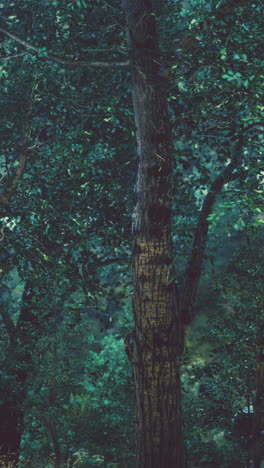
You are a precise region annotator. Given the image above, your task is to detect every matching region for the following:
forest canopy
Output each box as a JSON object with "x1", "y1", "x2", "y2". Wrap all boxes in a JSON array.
[{"x1": 0, "y1": 0, "x2": 263, "y2": 467}]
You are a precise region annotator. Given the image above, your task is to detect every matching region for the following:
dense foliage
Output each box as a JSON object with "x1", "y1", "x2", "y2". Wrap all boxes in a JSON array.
[{"x1": 0, "y1": 0, "x2": 263, "y2": 467}]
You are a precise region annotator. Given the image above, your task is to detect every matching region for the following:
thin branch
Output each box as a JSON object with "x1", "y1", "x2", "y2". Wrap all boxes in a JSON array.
[
  {"x1": 0, "y1": 224, "x2": 7, "y2": 241},
  {"x1": 0, "y1": 51, "x2": 27, "y2": 61},
  {"x1": 214, "y1": 0, "x2": 250, "y2": 18},
  {"x1": 0, "y1": 26, "x2": 129, "y2": 68},
  {"x1": 94, "y1": 256, "x2": 124, "y2": 267},
  {"x1": 0, "y1": 26, "x2": 39, "y2": 52},
  {"x1": 20, "y1": 231, "x2": 125, "y2": 269},
  {"x1": 181, "y1": 137, "x2": 244, "y2": 325}
]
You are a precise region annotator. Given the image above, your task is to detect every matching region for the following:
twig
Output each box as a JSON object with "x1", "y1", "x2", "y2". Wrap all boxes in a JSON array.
[
  {"x1": 0, "y1": 51, "x2": 27, "y2": 61},
  {"x1": 0, "y1": 26, "x2": 129, "y2": 68},
  {"x1": 0, "y1": 224, "x2": 6, "y2": 241}
]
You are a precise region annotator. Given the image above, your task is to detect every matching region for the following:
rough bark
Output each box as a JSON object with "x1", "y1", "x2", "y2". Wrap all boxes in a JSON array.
[
  {"x1": 122, "y1": 0, "x2": 245, "y2": 465},
  {"x1": 122, "y1": 1, "x2": 186, "y2": 466}
]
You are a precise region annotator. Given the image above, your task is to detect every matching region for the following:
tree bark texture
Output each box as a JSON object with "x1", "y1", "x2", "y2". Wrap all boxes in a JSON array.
[{"x1": 122, "y1": 1, "x2": 186, "y2": 466}]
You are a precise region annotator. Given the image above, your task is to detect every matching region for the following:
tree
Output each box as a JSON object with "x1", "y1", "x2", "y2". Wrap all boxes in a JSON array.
[
  {"x1": 122, "y1": 0, "x2": 186, "y2": 465},
  {"x1": 122, "y1": 0, "x2": 262, "y2": 466},
  {"x1": 0, "y1": 0, "x2": 263, "y2": 466},
  {"x1": 0, "y1": 5, "x2": 133, "y2": 461}
]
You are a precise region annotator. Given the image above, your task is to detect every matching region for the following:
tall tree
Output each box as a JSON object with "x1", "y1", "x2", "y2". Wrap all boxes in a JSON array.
[
  {"x1": 122, "y1": 0, "x2": 186, "y2": 466},
  {"x1": 121, "y1": 0, "x2": 250, "y2": 466},
  {"x1": 0, "y1": 0, "x2": 262, "y2": 466}
]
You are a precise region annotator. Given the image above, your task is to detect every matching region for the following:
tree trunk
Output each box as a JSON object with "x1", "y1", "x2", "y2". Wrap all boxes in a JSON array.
[
  {"x1": 0, "y1": 286, "x2": 22, "y2": 463},
  {"x1": 0, "y1": 400, "x2": 23, "y2": 465},
  {"x1": 0, "y1": 282, "x2": 33, "y2": 465},
  {"x1": 0, "y1": 280, "x2": 47, "y2": 464},
  {"x1": 47, "y1": 420, "x2": 62, "y2": 468},
  {"x1": 122, "y1": 1, "x2": 186, "y2": 466}
]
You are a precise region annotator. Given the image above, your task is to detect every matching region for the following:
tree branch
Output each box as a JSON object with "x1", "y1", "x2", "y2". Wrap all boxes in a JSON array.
[
  {"x1": 214, "y1": 0, "x2": 250, "y2": 18},
  {"x1": 0, "y1": 52, "x2": 28, "y2": 62},
  {"x1": 0, "y1": 26, "x2": 129, "y2": 68},
  {"x1": 181, "y1": 137, "x2": 244, "y2": 325},
  {"x1": 0, "y1": 90, "x2": 33, "y2": 209},
  {"x1": 0, "y1": 305, "x2": 16, "y2": 338},
  {"x1": 0, "y1": 286, "x2": 16, "y2": 338},
  {"x1": 93, "y1": 256, "x2": 125, "y2": 268}
]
